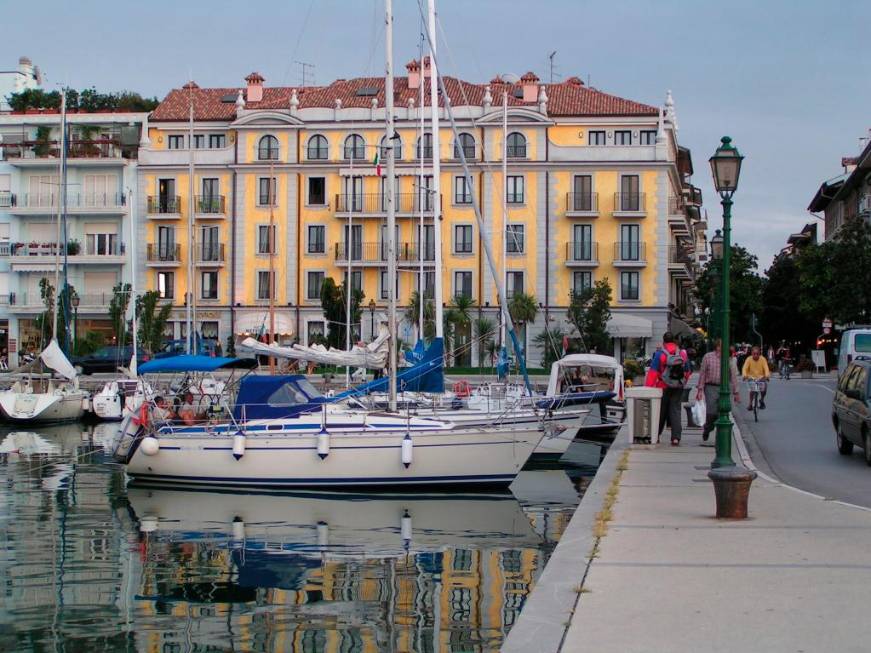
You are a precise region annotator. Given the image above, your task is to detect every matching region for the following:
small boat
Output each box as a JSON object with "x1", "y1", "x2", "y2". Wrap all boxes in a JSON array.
[{"x1": 92, "y1": 378, "x2": 150, "y2": 421}]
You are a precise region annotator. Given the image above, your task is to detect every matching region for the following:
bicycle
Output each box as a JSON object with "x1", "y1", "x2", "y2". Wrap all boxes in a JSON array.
[{"x1": 746, "y1": 379, "x2": 767, "y2": 422}]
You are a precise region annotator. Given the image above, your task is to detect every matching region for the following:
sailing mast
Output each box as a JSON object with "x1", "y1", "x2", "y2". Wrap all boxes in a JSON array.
[
  {"x1": 186, "y1": 87, "x2": 195, "y2": 354},
  {"x1": 128, "y1": 184, "x2": 138, "y2": 376},
  {"x1": 344, "y1": 150, "x2": 354, "y2": 387},
  {"x1": 417, "y1": 34, "x2": 425, "y2": 339},
  {"x1": 385, "y1": 0, "x2": 398, "y2": 410},
  {"x1": 500, "y1": 90, "x2": 508, "y2": 348},
  {"x1": 52, "y1": 91, "x2": 67, "y2": 348},
  {"x1": 427, "y1": 0, "x2": 444, "y2": 339},
  {"x1": 268, "y1": 157, "x2": 276, "y2": 374}
]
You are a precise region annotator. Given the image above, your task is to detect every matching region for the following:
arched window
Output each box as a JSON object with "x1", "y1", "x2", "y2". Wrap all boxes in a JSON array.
[
  {"x1": 306, "y1": 134, "x2": 328, "y2": 160},
  {"x1": 380, "y1": 135, "x2": 402, "y2": 161},
  {"x1": 258, "y1": 135, "x2": 279, "y2": 160},
  {"x1": 453, "y1": 133, "x2": 475, "y2": 160},
  {"x1": 343, "y1": 134, "x2": 365, "y2": 161},
  {"x1": 506, "y1": 132, "x2": 527, "y2": 159},
  {"x1": 416, "y1": 133, "x2": 433, "y2": 160}
]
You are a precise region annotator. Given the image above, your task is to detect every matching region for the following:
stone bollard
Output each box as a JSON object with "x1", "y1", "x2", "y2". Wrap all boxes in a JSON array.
[{"x1": 708, "y1": 465, "x2": 757, "y2": 519}]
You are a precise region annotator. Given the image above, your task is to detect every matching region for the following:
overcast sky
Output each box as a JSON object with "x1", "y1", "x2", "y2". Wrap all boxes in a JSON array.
[{"x1": 4, "y1": 0, "x2": 868, "y2": 272}]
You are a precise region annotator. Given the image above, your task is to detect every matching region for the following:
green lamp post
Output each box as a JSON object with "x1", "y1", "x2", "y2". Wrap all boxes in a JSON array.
[
  {"x1": 708, "y1": 229, "x2": 723, "y2": 344},
  {"x1": 707, "y1": 136, "x2": 756, "y2": 519}
]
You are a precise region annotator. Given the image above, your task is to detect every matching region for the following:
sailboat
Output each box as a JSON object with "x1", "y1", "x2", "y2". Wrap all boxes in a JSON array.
[{"x1": 0, "y1": 91, "x2": 89, "y2": 424}]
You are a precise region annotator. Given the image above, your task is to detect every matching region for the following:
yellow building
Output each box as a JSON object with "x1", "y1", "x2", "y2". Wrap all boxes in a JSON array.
[{"x1": 141, "y1": 64, "x2": 705, "y2": 361}]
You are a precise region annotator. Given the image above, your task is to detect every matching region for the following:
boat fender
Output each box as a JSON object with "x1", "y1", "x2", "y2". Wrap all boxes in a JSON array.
[
  {"x1": 400, "y1": 509, "x2": 412, "y2": 550},
  {"x1": 317, "y1": 521, "x2": 329, "y2": 548},
  {"x1": 232, "y1": 432, "x2": 246, "y2": 460},
  {"x1": 140, "y1": 436, "x2": 160, "y2": 456},
  {"x1": 139, "y1": 516, "x2": 158, "y2": 533},
  {"x1": 317, "y1": 428, "x2": 330, "y2": 460},
  {"x1": 231, "y1": 517, "x2": 245, "y2": 541},
  {"x1": 401, "y1": 433, "x2": 413, "y2": 468}
]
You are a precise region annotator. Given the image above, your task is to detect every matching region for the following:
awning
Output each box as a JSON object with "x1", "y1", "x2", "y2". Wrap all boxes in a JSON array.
[
  {"x1": 12, "y1": 264, "x2": 58, "y2": 272},
  {"x1": 607, "y1": 313, "x2": 653, "y2": 338},
  {"x1": 234, "y1": 312, "x2": 295, "y2": 336},
  {"x1": 669, "y1": 316, "x2": 695, "y2": 339}
]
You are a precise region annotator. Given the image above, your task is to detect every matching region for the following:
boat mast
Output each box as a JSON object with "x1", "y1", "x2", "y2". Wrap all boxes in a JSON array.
[
  {"x1": 345, "y1": 150, "x2": 353, "y2": 387},
  {"x1": 269, "y1": 157, "x2": 276, "y2": 375},
  {"x1": 427, "y1": 0, "x2": 443, "y2": 338},
  {"x1": 385, "y1": 0, "x2": 398, "y2": 411},
  {"x1": 186, "y1": 88, "x2": 194, "y2": 354},
  {"x1": 417, "y1": 33, "x2": 425, "y2": 340},
  {"x1": 52, "y1": 90, "x2": 67, "y2": 348},
  {"x1": 419, "y1": 18, "x2": 533, "y2": 395},
  {"x1": 500, "y1": 90, "x2": 508, "y2": 348},
  {"x1": 128, "y1": 184, "x2": 138, "y2": 376}
]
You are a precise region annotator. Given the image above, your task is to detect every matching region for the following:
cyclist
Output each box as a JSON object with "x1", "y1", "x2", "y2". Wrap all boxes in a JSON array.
[{"x1": 741, "y1": 345, "x2": 771, "y2": 409}]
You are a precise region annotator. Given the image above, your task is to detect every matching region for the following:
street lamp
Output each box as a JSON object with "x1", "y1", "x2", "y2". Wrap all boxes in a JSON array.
[
  {"x1": 707, "y1": 135, "x2": 756, "y2": 519},
  {"x1": 71, "y1": 290, "x2": 80, "y2": 349},
  {"x1": 709, "y1": 229, "x2": 724, "y2": 260},
  {"x1": 369, "y1": 298, "x2": 376, "y2": 339}
]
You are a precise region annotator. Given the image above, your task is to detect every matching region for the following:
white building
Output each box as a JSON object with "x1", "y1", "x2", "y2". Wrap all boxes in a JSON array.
[
  {"x1": 0, "y1": 110, "x2": 147, "y2": 365},
  {"x1": 0, "y1": 57, "x2": 42, "y2": 111}
]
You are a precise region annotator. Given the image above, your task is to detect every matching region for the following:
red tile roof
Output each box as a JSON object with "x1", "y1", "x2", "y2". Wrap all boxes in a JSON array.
[{"x1": 150, "y1": 73, "x2": 658, "y2": 122}]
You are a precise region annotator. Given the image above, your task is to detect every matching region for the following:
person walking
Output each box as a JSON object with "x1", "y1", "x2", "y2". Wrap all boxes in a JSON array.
[
  {"x1": 645, "y1": 332, "x2": 691, "y2": 446},
  {"x1": 696, "y1": 340, "x2": 740, "y2": 442}
]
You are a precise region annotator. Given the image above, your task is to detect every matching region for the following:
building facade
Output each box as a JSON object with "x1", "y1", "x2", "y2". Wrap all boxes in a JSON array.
[
  {"x1": 809, "y1": 135, "x2": 871, "y2": 240},
  {"x1": 0, "y1": 110, "x2": 146, "y2": 365},
  {"x1": 0, "y1": 56, "x2": 42, "y2": 112},
  {"x1": 141, "y1": 64, "x2": 706, "y2": 364}
]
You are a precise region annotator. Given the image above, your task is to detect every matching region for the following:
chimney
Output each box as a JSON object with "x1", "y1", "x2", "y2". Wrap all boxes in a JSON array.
[
  {"x1": 842, "y1": 157, "x2": 859, "y2": 174},
  {"x1": 422, "y1": 55, "x2": 433, "y2": 79},
  {"x1": 18, "y1": 56, "x2": 33, "y2": 77},
  {"x1": 245, "y1": 72, "x2": 265, "y2": 103},
  {"x1": 520, "y1": 72, "x2": 539, "y2": 103},
  {"x1": 407, "y1": 59, "x2": 421, "y2": 90}
]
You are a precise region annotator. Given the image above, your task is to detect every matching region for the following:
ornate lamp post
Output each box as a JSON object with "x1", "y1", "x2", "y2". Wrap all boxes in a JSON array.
[
  {"x1": 70, "y1": 290, "x2": 80, "y2": 350},
  {"x1": 708, "y1": 230, "x2": 723, "y2": 343},
  {"x1": 369, "y1": 298, "x2": 376, "y2": 339},
  {"x1": 707, "y1": 136, "x2": 756, "y2": 518}
]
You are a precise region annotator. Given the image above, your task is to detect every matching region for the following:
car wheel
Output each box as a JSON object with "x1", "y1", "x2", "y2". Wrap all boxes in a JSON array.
[
  {"x1": 837, "y1": 424, "x2": 854, "y2": 455},
  {"x1": 864, "y1": 430, "x2": 871, "y2": 467}
]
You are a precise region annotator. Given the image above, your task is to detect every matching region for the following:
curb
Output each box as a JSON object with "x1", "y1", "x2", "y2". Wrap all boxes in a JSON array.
[{"x1": 502, "y1": 432, "x2": 629, "y2": 653}]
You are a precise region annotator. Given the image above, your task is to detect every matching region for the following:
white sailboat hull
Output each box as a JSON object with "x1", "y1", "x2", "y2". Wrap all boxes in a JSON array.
[
  {"x1": 91, "y1": 379, "x2": 148, "y2": 421},
  {"x1": 0, "y1": 388, "x2": 87, "y2": 424},
  {"x1": 123, "y1": 421, "x2": 541, "y2": 488}
]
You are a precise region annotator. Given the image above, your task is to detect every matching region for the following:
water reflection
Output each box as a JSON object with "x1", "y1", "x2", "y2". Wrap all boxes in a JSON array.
[{"x1": 0, "y1": 424, "x2": 600, "y2": 652}]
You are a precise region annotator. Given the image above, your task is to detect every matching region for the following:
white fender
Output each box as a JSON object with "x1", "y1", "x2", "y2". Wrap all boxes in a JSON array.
[
  {"x1": 231, "y1": 518, "x2": 246, "y2": 541},
  {"x1": 317, "y1": 521, "x2": 329, "y2": 548},
  {"x1": 140, "y1": 436, "x2": 160, "y2": 456},
  {"x1": 139, "y1": 516, "x2": 158, "y2": 533},
  {"x1": 401, "y1": 433, "x2": 413, "y2": 468},
  {"x1": 401, "y1": 510, "x2": 412, "y2": 550},
  {"x1": 232, "y1": 433, "x2": 246, "y2": 460},
  {"x1": 317, "y1": 429, "x2": 330, "y2": 460}
]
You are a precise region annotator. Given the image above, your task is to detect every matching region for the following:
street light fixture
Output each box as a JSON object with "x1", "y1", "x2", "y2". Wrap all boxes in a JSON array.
[
  {"x1": 70, "y1": 290, "x2": 80, "y2": 349},
  {"x1": 369, "y1": 298, "x2": 376, "y2": 339},
  {"x1": 707, "y1": 135, "x2": 756, "y2": 519}
]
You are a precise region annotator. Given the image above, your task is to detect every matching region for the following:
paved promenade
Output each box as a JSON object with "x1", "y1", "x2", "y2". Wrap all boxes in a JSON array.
[{"x1": 505, "y1": 422, "x2": 871, "y2": 652}]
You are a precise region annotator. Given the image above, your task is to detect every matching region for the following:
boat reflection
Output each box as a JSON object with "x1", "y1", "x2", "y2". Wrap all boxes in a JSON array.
[{"x1": 126, "y1": 485, "x2": 554, "y2": 652}]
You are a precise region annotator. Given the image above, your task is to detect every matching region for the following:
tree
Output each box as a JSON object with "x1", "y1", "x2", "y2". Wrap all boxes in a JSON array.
[
  {"x1": 6, "y1": 87, "x2": 159, "y2": 113},
  {"x1": 136, "y1": 291, "x2": 172, "y2": 354},
  {"x1": 761, "y1": 254, "x2": 819, "y2": 350},
  {"x1": 567, "y1": 278, "x2": 612, "y2": 353},
  {"x1": 444, "y1": 295, "x2": 474, "y2": 366},
  {"x1": 508, "y1": 292, "x2": 538, "y2": 330},
  {"x1": 33, "y1": 278, "x2": 71, "y2": 350},
  {"x1": 320, "y1": 276, "x2": 364, "y2": 350},
  {"x1": 109, "y1": 283, "x2": 132, "y2": 346},
  {"x1": 533, "y1": 326, "x2": 566, "y2": 369},
  {"x1": 694, "y1": 245, "x2": 763, "y2": 343},
  {"x1": 474, "y1": 317, "x2": 496, "y2": 369},
  {"x1": 405, "y1": 291, "x2": 435, "y2": 341}
]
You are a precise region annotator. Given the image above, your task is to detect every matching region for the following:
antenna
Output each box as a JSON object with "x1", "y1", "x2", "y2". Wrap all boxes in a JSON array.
[
  {"x1": 548, "y1": 50, "x2": 557, "y2": 83},
  {"x1": 294, "y1": 60, "x2": 315, "y2": 87}
]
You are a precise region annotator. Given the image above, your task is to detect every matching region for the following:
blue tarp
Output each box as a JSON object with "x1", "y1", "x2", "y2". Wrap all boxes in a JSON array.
[
  {"x1": 232, "y1": 374, "x2": 327, "y2": 420},
  {"x1": 337, "y1": 337, "x2": 445, "y2": 397},
  {"x1": 139, "y1": 355, "x2": 258, "y2": 374}
]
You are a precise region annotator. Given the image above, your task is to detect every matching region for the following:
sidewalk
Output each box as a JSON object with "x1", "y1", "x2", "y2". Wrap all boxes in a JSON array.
[{"x1": 506, "y1": 423, "x2": 871, "y2": 652}]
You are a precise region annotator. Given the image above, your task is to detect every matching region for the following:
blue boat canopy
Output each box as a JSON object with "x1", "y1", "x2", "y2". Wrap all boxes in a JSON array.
[
  {"x1": 138, "y1": 355, "x2": 258, "y2": 374},
  {"x1": 232, "y1": 374, "x2": 327, "y2": 420}
]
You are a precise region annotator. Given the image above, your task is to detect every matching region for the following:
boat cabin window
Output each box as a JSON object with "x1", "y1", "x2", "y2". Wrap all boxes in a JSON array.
[
  {"x1": 559, "y1": 365, "x2": 615, "y2": 393},
  {"x1": 267, "y1": 382, "x2": 310, "y2": 407}
]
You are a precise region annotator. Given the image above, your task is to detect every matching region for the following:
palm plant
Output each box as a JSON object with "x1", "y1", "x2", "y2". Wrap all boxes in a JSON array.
[
  {"x1": 405, "y1": 291, "x2": 435, "y2": 341},
  {"x1": 474, "y1": 317, "x2": 496, "y2": 369},
  {"x1": 533, "y1": 326, "x2": 566, "y2": 370}
]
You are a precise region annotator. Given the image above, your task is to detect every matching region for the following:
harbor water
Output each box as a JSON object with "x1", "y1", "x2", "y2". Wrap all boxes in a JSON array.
[{"x1": 0, "y1": 423, "x2": 606, "y2": 652}]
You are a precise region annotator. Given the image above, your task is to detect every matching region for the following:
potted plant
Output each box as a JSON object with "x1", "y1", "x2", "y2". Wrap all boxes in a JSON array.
[
  {"x1": 67, "y1": 239, "x2": 81, "y2": 256},
  {"x1": 28, "y1": 240, "x2": 39, "y2": 255},
  {"x1": 794, "y1": 356, "x2": 815, "y2": 379},
  {"x1": 33, "y1": 125, "x2": 52, "y2": 157},
  {"x1": 623, "y1": 358, "x2": 645, "y2": 386}
]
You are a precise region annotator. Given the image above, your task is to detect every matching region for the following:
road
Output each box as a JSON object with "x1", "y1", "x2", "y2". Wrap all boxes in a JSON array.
[{"x1": 734, "y1": 375, "x2": 871, "y2": 509}]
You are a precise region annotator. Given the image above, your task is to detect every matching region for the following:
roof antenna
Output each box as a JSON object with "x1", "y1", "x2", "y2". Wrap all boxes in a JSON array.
[
  {"x1": 294, "y1": 61, "x2": 315, "y2": 87},
  {"x1": 548, "y1": 50, "x2": 557, "y2": 83}
]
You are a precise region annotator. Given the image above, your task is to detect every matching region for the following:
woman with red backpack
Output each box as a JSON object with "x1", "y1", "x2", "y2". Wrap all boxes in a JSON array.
[{"x1": 645, "y1": 332, "x2": 691, "y2": 446}]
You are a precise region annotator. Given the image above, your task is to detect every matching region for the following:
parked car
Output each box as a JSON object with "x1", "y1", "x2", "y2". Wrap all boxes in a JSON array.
[
  {"x1": 152, "y1": 338, "x2": 219, "y2": 359},
  {"x1": 832, "y1": 358, "x2": 871, "y2": 465},
  {"x1": 73, "y1": 346, "x2": 150, "y2": 375},
  {"x1": 836, "y1": 328, "x2": 871, "y2": 376}
]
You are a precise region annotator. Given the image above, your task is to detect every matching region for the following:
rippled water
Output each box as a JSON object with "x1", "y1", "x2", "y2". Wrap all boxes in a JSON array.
[{"x1": 0, "y1": 423, "x2": 604, "y2": 652}]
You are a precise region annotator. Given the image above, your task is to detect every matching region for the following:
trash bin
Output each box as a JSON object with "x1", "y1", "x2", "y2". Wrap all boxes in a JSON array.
[{"x1": 625, "y1": 386, "x2": 663, "y2": 444}]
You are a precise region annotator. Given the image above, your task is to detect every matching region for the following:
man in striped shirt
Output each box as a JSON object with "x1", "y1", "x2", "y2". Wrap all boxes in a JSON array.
[{"x1": 695, "y1": 341, "x2": 740, "y2": 442}]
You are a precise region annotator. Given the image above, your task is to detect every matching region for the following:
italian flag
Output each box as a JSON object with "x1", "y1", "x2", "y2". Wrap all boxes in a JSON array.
[{"x1": 374, "y1": 150, "x2": 381, "y2": 177}]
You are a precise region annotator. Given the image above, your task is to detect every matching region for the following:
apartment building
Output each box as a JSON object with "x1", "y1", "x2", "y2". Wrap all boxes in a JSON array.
[
  {"x1": 143, "y1": 64, "x2": 705, "y2": 363},
  {"x1": 0, "y1": 110, "x2": 146, "y2": 365},
  {"x1": 809, "y1": 135, "x2": 871, "y2": 240},
  {"x1": 0, "y1": 56, "x2": 42, "y2": 112}
]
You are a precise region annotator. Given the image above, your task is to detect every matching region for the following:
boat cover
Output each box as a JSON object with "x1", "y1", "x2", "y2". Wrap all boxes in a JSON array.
[
  {"x1": 138, "y1": 355, "x2": 258, "y2": 374},
  {"x1": 337, "y1": 337, "x2": 444, "y2": 397},
  {"x1": 239, "y1": 325, "x2": 390, "y2": 369},
  {"x1": 232, "y1": 374, "x2": 328, "y2": 420},
  {"x1": 40, "y1": 338, "x2": 77, "y2": 380}
]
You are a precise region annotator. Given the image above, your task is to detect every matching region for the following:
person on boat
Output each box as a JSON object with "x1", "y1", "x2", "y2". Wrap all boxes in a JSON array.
[
  {"x1": 177, "y1": 392, "x2": 199, "y2": 425},
  {"x1": 150, "y1": 396, "x2": 175, "y2": 424}
]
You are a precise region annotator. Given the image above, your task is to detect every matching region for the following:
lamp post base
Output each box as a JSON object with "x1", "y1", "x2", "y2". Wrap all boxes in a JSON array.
[{"x1": 708, "y1": 466, "x2": 757, "y2": 519}]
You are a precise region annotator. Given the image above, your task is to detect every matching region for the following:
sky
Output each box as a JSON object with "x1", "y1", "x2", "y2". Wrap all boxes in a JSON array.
[{"x1": 3, "y1": 0, "x2": 868, "y2": 272}]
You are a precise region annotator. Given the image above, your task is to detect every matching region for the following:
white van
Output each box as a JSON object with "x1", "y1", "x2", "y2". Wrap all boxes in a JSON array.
[{"x1": 837, "y1": 328, "x2": 871, "y2": 376}]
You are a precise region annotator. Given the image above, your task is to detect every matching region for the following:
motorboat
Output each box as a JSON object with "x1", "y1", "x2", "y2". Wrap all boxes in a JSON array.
[
  {"x1": 92, "y1": 378, "x2": 150, "y2": 421},
  {"x1": 545, "y1": 353, "x2": 626, "y2": 438},
  {"x1": 111, "y1": 356, "x2": 543, "y2": 489}
]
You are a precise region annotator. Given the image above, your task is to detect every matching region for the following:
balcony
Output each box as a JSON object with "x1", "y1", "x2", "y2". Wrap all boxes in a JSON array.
[
  {"x1": 195, "y1": 195, "x2": 226, "y2": 218},
  {"x1": 565, "y1": 192, "x2": 599, "y2": 217},
  {"x1": 565, "y1": 241, "x2": 599, "y2": 267},
  {"x1": 10, "y1": 193, "x2": 126, "y2": 214},
  {"x1": 334, "y1": 241, "x2": 435, "y2": 266},
  {"x1": 2, "y1": 138, "x2": 126, "y2": 165},
  {"x1": 668, "y1": 196, "x2": 685, "y2": 215},
  {"x1": 334, "y1": 193, "x2": 441, "y2": 217},
  {"x1": 0, "y1": 192, "x2": 15, "y2": 208},
  {"x1": 146, "y1": 243, "x2": 182, "y2": 266},
  {"x1": 9, "y1": 241, "x2": 126, "y2": 269},
  {"x1": 195, "y1": 244, "x2": 226, "y2": 266},
  {"x1": 0, "y1": 242, "x2": 10, "y2": 256},
  {"x1": 138, "y1": 146, "x2": 234, "y2": 166},
  {"x1": 146, "y1": 196, "x2": 182, "y2": 219},
  {"x1": 684, "y1": 184, "x2": 703, "y2": 207},
  {"x1": 668, "y1": 246, "x2": 694, "y2": 275},
  {"x1": 613, "y1": 193, "x2": 647, "y2": 217},
  {"x1": 612, "y1": 241, "x2": 647, "y2": 267}
]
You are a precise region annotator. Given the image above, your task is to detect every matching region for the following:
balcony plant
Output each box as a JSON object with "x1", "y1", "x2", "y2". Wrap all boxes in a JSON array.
[
  {"x1": 34, "y1": 126, "x2": 52, "y2": 157},
  {"x1": 74, "y1": 125, "x2": 101, "y2": 158},
  {"x1": 28, "y1": 241, "x2": 39, "y2": 255},
  {"x1": 623, "y1": 358, "x2": 645, "y2": 385},
  {"x1": 67, "y1": 239, "x2": 81, "y2": 256}
]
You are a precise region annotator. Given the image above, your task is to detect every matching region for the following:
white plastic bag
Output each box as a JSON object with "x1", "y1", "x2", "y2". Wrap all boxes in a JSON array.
[{"x1": 692, "y1": 396, "x2": 706, "y2": 427}]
